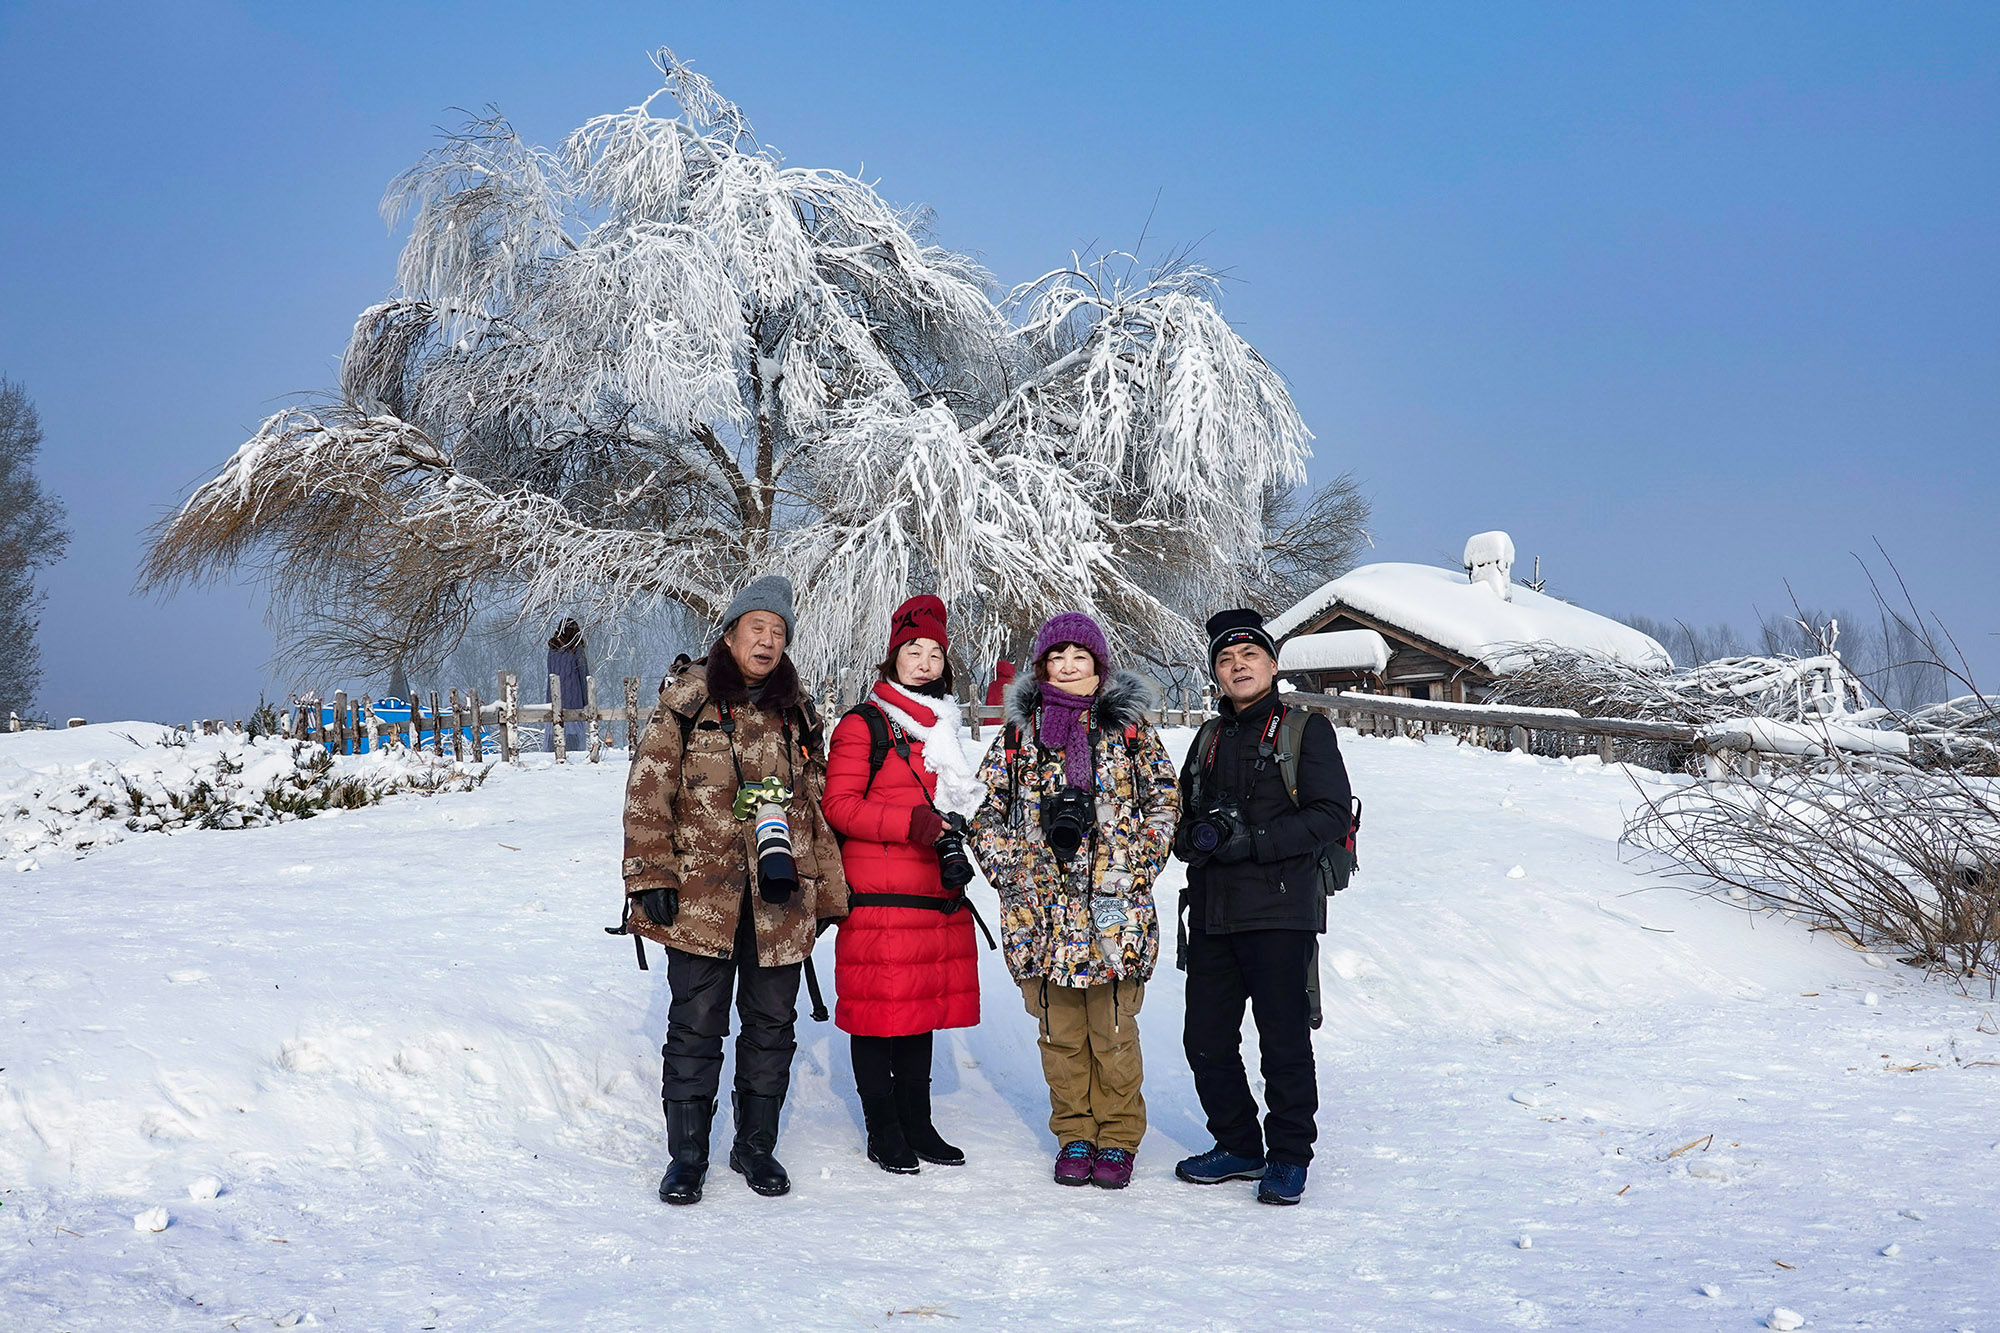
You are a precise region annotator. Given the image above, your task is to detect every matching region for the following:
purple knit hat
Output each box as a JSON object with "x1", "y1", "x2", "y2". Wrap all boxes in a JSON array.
[{"x1": 1030, "y1": 612, "x2": 1110, "y2": 673}]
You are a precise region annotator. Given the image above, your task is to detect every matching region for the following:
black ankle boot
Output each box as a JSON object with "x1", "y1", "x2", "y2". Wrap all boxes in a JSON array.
[
  {"x1": 727, "y1": 1091, "x2": 791, "y2": 1196},
  {"x1": 659, "y1": 1098, "x2": 714, "y2": 1205},
  {"x1": 860, "y1": 1092, "x2": 921, "y2": 1174},
  {"x1": 895, "y1": 1076, "x2": 965, "y2": 1167}
]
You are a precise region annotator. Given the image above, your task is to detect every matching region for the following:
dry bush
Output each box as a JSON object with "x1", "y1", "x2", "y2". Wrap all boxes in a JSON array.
[{"x1": 1625, "y1": 755, "x2": 2000, "y2": 987}]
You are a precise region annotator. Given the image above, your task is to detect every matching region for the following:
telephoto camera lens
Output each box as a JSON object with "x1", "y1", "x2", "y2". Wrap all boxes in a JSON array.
[
  {"x1": 934, "y1": 812, "x2": 974, "y2": 889},
  {"x1": 754, "y1": 802, "x2": 797, "y2": 903}
]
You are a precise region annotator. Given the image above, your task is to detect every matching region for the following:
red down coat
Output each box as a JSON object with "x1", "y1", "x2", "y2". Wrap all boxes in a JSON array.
[{"x1": 821, "y1": 692, "x2": 980, "y2": 1037}]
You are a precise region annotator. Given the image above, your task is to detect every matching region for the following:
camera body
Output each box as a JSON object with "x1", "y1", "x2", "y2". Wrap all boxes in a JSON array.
[
  {"x1": 933, "y1": 811, "x2": 975, "y2": 889},
  {"x1": 1185, "y1": 802, "x2": 1247, "y2": 867},
  {"x1": 1041, "y1": 785, "x2": 1095, "y2": 864}
]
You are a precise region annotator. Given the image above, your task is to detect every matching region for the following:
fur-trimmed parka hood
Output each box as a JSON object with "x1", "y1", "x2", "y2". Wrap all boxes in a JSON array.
[
  {"x1": 663, "y1": 640, "x2": 807, "y2": 718},
  {"x1": 1004, "y1": 668, "x2": 1156, "y2": 735}
]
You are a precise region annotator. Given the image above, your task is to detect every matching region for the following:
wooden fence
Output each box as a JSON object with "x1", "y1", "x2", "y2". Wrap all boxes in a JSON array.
[{"x1": 233, "y1": 676, "x2": 1776, "y2": 778}]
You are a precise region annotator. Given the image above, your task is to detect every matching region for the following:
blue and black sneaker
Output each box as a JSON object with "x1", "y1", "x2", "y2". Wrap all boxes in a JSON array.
[
  {"x1": 1256, "y1": 1160, "x2": 1308, "y2": 1205},
  {"x1": 1174, "y1": 1146, "x2": 1266, "y2": 1185}
]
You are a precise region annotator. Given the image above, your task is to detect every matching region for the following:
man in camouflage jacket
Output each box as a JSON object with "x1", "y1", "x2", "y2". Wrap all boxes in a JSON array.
[{"x1": 621, "y1": 575, "x2": 847, "y2": 1204}]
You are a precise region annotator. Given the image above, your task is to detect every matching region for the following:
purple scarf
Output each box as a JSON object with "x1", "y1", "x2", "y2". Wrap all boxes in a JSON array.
[{"x1": 1037, "y1": 681, "x2": 1098, "y2": 788}]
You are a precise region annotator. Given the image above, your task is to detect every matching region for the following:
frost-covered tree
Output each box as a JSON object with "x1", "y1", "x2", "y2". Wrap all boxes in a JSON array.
[
  {"x1": 143, "y1": 50, "x2": 1329, "y2": 684},
  {"x1": 0, "y1": 378, "x2": 71, "y2": 717}
]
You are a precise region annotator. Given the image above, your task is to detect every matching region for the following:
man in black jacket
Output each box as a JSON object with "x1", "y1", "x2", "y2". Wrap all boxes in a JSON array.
[{"x1": 1172, "y1": 608, "x2": 1352, "y2": 1205}]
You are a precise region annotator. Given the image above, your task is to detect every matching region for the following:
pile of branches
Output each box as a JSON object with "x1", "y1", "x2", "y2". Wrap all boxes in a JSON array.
[
  {"x1": 1625, "y1": 759, "x2": 2000, "y2": 986},
  {"x1": 1904, "y1": 696, "x2": 2000, "y2": 776},
  {"x1": 1484, "y1": 643, "x2": 1888, "y2": 771}
]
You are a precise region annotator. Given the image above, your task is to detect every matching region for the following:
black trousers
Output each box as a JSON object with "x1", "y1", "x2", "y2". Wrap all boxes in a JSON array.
[
  {"x1": 661, "y1": 907, "x2": 803, "y2": 1104},
  {"x1": 1182, "y1": 927, "x2": 1319, "y2": 1166},
  {"x1": 850, "y1": 1031, "x2": 935, "y2": 1098}
]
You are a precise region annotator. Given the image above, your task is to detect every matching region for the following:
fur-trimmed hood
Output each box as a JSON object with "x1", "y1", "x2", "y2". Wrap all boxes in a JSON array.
[
  {"x1": 664, "y1": 640, "x2": 807, "y2": 718},
  {"x1": 1004, "y1": 668, "x2": 1156, "y2": 735}
]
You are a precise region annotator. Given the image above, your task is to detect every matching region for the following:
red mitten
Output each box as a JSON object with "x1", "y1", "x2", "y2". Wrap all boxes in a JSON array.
[{"x1": 907, "y1": 805, "x2": 946, "y2": 845}]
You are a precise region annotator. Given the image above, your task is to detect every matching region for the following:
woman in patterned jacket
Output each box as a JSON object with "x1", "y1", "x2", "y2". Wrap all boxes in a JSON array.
[{"x1": 969, "y1": 612, "x2": 1179, "y2": 1190}]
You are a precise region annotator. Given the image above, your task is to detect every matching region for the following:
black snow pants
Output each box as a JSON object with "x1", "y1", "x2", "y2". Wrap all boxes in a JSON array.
[
  {"x1": 661, "y1": 906, "x2": 803, "y2": 1103},
  {"x1": 1182, "y1": 926, "x2": 1319, "y2": 1166}
]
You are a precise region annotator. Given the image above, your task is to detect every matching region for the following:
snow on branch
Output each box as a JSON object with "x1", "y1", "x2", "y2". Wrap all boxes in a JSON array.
[{"x1": 147, "y1": 52, "x2": 1325, "y2": 683}]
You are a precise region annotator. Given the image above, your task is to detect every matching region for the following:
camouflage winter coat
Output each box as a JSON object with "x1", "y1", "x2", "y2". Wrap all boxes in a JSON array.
[
  {"x1": 970, "y1": 671, "x2": 1179, "y2": 987},
  {"x1": 621, "y1": 646, "x2": 848, "y2": 967}
]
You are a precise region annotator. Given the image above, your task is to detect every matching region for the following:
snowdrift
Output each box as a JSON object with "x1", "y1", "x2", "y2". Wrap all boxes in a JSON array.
[{"x1": 2, "y1": 729, "x2": 1993, "y2": 1329}]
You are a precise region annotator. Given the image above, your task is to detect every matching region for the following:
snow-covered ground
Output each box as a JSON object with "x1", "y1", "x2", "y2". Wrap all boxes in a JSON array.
[{"x1": 3, "y1": 725, "x2": 1995, "y2": 1330}]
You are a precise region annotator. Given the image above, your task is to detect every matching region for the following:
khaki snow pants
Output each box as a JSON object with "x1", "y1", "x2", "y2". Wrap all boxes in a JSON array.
[{"x1": 1020, "y1": 978, "x2": 1147, "y2": 1152}]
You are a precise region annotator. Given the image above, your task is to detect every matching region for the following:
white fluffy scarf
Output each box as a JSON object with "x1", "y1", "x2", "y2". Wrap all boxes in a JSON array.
[{"x1": 870, "y1": 681, "x2": 989, "y2": 819}]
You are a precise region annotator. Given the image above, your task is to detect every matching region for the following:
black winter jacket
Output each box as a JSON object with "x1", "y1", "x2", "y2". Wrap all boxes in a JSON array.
[{"x1": 1176, "y1": 690, "x2": 1352, "y2": 934}]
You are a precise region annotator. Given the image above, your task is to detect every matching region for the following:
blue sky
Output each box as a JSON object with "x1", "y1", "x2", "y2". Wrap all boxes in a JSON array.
[{"x1": 1, "y1": 1, "x2": 1993, "y2": 721}]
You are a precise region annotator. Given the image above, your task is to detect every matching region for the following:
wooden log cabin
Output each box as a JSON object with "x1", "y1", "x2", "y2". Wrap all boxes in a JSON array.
[{"x1": 1267, "y1": 531, "x2": 1672, "y2": 702}]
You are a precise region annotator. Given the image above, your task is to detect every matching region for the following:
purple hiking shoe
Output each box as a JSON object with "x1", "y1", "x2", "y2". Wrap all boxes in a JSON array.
[
  {"x1": 1092, "y1": 1147, "x2": 1134, "y2": 1189},
  {"x1": 1054, "y1": 1140, "x2": 1096, "y2": 1186}
]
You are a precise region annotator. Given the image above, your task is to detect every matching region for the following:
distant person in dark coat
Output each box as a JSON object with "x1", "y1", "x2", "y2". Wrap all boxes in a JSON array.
[
  {"x1": 547, "y1": 619, "x2": 590, "y2": 751},
  {"x1": 984, "y1": 659, "x2": 1016, "y2": 708}
]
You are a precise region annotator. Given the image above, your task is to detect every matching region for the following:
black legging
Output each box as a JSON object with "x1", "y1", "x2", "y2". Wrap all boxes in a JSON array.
[{"x1": 851, "y1": 1031, "x2": 935, "y2": 1098}]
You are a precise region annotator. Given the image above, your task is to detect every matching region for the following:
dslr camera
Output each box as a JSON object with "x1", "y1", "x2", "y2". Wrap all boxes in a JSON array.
[
  {"x1": 1041, "y1": 785, "x2": 1095, "y2": 865},
  {"x1": 1185, "y1": 802, "x2": 1250, "y2": 867},
  {"x1": 933, "y1": 811, "x2": 975, "y2": 890}
]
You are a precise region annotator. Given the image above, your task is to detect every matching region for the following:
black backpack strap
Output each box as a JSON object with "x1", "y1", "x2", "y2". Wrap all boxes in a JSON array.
[
  {"x1": 1004, "y1": 720, "x2": 1023, "y2": 821},
  {"x1": 839, "y1": 703, "x2": 897, "y2": 797}
]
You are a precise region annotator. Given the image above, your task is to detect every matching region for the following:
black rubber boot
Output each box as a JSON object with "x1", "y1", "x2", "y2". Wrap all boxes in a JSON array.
[
  {"x1": 658, "y1": 1098, "x2": 714, "y2": 1205},
  {"x1": 728, "y1": 1091, "x2": 791, "y2": 1197},
  {"x1": 861, "y1": 1092, "x2": 921, "y2": 1174},
  {"x1": 894, "y1": 1077, "x2": 965, "y2": 1167}
]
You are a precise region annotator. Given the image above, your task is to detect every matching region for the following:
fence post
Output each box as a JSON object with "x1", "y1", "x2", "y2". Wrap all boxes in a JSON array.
[
  {"x1": 499, "y1": 672, "x2": 519, "y2": 763},
  {"x1": 362, "y1": 697, "x2": 381, "y2": 753},
  {"x1": 1598, "y1": 735, "x2": 1614, "y2": 765},
  {"x1": 625, "y1": 676, "x2": 641, "y2": 755},
  {"x1": 330, "y1": 690, "x2": 348, "y2": 755},
  {"x1": 1510, "y1": 725, "x2": 1529, "y2": 753},
  {"x1": 467, "y1": 686, "x2": 482, "y2": 760},
  {"x1": 550, "y1": 672, "x2": 566, "y2": 764},
  {"x1": 586, "y1": 676, "x2": 602, "y2": 763},
  {"x1": 446, "y1": 689, "x2": 463, "y2": 761}
]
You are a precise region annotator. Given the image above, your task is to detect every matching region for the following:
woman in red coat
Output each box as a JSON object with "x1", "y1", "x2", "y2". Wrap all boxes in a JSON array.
[{"x1": 822, "y1": 595, "x2": 987, "y2": 1174}]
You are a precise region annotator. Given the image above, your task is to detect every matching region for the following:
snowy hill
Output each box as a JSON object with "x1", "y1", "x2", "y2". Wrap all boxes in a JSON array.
[{"x1": 2, "y1": 728, "x2": 1995, "y2": 1329}]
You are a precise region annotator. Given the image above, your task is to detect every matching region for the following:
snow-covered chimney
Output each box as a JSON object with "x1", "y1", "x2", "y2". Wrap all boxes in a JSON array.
[{"x1": 1463, "y1": 530, "x2": 1515, "y2": 601}]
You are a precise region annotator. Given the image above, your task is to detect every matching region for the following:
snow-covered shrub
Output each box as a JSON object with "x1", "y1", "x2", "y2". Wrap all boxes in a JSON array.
[
  {"x1": 1, "y1": 730, "x2": 490, "y2": 865},
  {"x1": 1625, "y1": 762, "x2": 2000, "y2": 984}
]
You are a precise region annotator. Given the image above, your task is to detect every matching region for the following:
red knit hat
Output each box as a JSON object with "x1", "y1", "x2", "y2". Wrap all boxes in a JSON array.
[{"x1": 887, "y1": 595, "x2": 948, "y2": 655}]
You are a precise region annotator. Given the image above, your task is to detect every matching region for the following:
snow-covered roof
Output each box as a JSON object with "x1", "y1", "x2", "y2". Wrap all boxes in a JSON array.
[
  {"x1": 1268, "y1": 562, "x2": 1673, "y2": 674},
  {"x1": 1277, "y1": 629, "x2": 1391, "y2": 675}
]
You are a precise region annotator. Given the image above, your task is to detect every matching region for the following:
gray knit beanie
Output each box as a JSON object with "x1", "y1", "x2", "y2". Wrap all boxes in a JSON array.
[{"x1": 720, "y1": 575, "x2": 795, "y2": 639}]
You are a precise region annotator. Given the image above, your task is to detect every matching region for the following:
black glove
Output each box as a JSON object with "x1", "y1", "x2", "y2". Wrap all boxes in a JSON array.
[{"x1": 634, "y1": 887, "x2": 677, "y2": 927}]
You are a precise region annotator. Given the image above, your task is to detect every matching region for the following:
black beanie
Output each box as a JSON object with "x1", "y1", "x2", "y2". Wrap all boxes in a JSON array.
[{"x1": 1206, "y1": 608, "x2": 1278, "y2": 674}]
